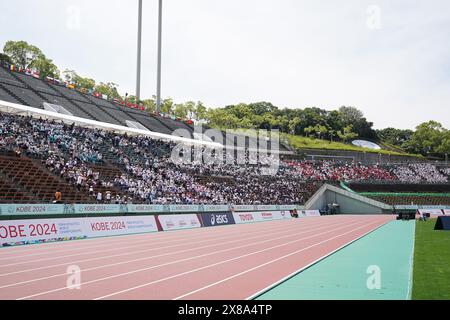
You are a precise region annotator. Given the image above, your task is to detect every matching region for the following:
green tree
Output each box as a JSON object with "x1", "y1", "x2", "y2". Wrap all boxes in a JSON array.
[
  {"x1": 337, "y1": 125, "x2": 358, "y2": 143},
  {"x1": 160, "y1": 98, "x2": 174, "y2": 114},
  {"x1": 194, "y1": 101, "x2": 207, "y2": 121},
  {"x1": 3, "y1": 40, "x2": 42, "y2": 69},
  {"x1": 94, "y1": 82, "x2": 120, "y2": 99},
  {"x1": 174, "y1": 103, "x2": 188, "y2": 119},
  {"x1": 142, "y1": 98, "x2": 157, "y2": 113},
  {"x1": 288, "y1": 117, "x2": 301, "y2": 135},
  {"x1": 436, "y1": 130, "x2": 450, "y2": 155},
  {"x1": 405, "y1": 121, "x2": 447, "y2": 155},
  {"x1": 29, "y1": 54, "x2": 60, "y2": 79},
  {"x1": 0, "y1": 53, "x2": 12, "y2": 64},
  {"x1": 184, "y1": 101, "x2": 196, "y2": 119},
  {"x1": 206, "y1": 108, "x2": 240, "y2": 129},
  {"x1": 304, "y1": 126, "x2": 314, "y2": 138},
  {"x1": 376, "y1": 128, "x2": 414, "y2": 147},
  {"x1": 339, "y1": 106, "x2": 375, "y2": 138},
  {"x1": 63, "y1": 70, "x2": 95, "y2": 90}
]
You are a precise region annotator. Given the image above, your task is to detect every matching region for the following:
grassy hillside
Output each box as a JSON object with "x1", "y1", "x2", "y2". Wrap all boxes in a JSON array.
[
  {"x1": 284, "y1": 134, "x2": 423, "y2": 157},
  {"x1": 211, "y1": 126, "x2": 422, "y2": 158}
]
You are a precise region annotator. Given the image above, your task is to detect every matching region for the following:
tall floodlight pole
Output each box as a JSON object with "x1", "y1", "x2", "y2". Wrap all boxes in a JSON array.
[
  {"x1": 156, "y1": 0, "x2": 163, "y2": 113},
  {"x1": 136, "y1": 0, "x2": 143, "y2": 103}
]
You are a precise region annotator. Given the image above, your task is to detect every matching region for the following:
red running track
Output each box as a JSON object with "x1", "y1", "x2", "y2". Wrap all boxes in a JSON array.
[{"x1": 0, "y1": 215, "x2": 393, "y2": 300}]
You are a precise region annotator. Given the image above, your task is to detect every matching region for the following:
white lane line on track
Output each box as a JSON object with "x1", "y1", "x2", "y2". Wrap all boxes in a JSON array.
[
  {"x1": 0, "y1": 219, "x2": 328, "y2": 278},
  {"x1": 16, "y1": 218, "x2": 361, "y2": 300},
  {"x1": 0, "y1": 219, "x2": 292, "y2": 260},
  {"x1": 0, "y1": 219, "x2": 312, "y2": 271},
  {"x1": 0, "y1": 219, "x2": 330, "y2": 288},
  {"x1": 173, "y1": 218, "x2": 387, "y2": 300},
  {"x1": 92, "y1": 219, "x2": 372, "y2": 301},
  {"x1": 245, "y1": 217, "x2": 392, "y2": 300}
]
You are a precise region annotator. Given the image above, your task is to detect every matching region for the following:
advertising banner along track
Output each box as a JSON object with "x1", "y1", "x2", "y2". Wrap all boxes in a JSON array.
[
  {"x1": 156, "y1": 214, "x2": 202, "y2": 231},
  {"x1": 232, "y1": 211, "x2": 292, "y2": 224},
  {"x1": 0, "y1": 216, "x2": 158, "y2": 247},
  {"x1": 200, "y1": 212, "x2": 236, "y2": 227}
]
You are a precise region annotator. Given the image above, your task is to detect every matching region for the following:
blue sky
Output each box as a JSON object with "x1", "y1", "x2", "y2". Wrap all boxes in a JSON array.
[{"x1": 1, "y1": 0, "x2": 449, "y2": 129}]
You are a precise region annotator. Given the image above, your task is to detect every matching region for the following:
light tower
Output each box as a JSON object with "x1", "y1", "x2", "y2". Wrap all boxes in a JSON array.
[
  {"x1": 156, "y1": 0, "x2": 163, "y2": 113},
  {"x1": 136, "y1": 0, "x2": 143, "y2": 104}
]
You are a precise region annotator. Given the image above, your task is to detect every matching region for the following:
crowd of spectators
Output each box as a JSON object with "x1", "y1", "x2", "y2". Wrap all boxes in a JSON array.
[
  {"x1": 391, "y1": 163, "x2": 448, "y2": 184},
  {"x1": 0, "y1": 112, "x2": 449, "y2": 205}
]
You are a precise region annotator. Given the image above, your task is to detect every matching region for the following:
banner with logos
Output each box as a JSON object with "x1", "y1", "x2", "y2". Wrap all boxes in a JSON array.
[
  {"x1": 156, "y1": 214, "x2": 202, "y2": 231},
  {"x1": 202, "y1": 205, "x2": 230, "y2": 212},
  {"x1": 167, "y1": 205, "x2": 200, "y2": 213},
  {"x1": 232, "y1": 211, "x2": 292, "y2": 224},
  {"x1": 200, "y1": 212, "x2": 235, "y2": 227},
  {"x1": 0, "y1": 216, "x2": 158, "y2": 247},
  {"x1": 298, "y1": 210, "x2": 321, "y2": 217},
  {"x1": 0, "y1": 204, "x2": 65, "y2": 216},
  {"x1": 418, "y1": 209, "x2": 444, "y2": 216},
  {"x1": 128, "y1": 204, "x2": 165, "y2": 213}
]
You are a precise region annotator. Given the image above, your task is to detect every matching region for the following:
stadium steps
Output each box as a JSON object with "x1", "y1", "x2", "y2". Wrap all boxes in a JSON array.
[
  {"x1": 29, "y1": 157, "x2": 97, "y2": 203},
  {"x1": 0, "y1": 83, "x2": 29, "y2": 106},
  {"x1": 71, "y1": 101, "x2": 121, "y2": 125},
  {"x1": 95, "y1": 104, "x2": 128, "y2": 126},
  {"x1": 365, "y1": 194, "x2": 450, "y2": 206},
  {"x1": 124, "y1": 112, "x2": 174, "y2": 134},
  {"x1": 0, "y1": 67, "x2": 26, "y2": 88},
  {"x1": 85, "y1": 163, "x2": 130, "y2": 201},
  {"x1": 12, "y1": 72, "x2": 59, "y2": 95},
  {"x1": 149, "y1": 115, "x2": 179, "y2": 135},
  {"x1": 0, "y1": 155, "x2": 91, "y2": 203},
  {"x1": 7, "y1": 71, "x2": 52, "y2": 107},
  {"x1": 0, "y1": 170, "x2": 40, "y2": 203}
]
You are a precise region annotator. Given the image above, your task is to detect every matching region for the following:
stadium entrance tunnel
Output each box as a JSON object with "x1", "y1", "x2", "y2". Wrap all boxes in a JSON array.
[{"x1": 305, "y1": 184, "x2": 393, "y2": 215}]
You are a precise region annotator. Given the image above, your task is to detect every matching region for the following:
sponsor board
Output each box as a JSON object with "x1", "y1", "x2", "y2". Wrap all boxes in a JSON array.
[
  {"x1": 202, "y1": 205, "x2": 229, "y2": 212},
  {"x1": 232, "y1": 211, "x2": 292, "y2": 224},
  {"x1": 298, "y1": 210, "x2": 321, "y2": 217},
  {"x1": 444, "y1": 210, "x2": 450, "y2": 215},
  {"x1": 0, "y1": 216, "x2": 158, "y2": 247},
  {"x1": 128, "y1": 204, "x2": 164, "y2": 213},
  {"x1": 395, "y1": 205, "x2": 419, "y2": 210},
  {"x1": 201, "y1": 212, "x2": 235, "y2": 227},
  {"x1": 74, "y1": 204, "x2": 123, "y2": 214},
  {"x1": 168, "y1": 205, "x2": 200, "y2": 213},
  {"x1": 418, "y1": 209, "x2": 444, "y2": 216},
  {"x1": 279, "y1": 205, "x2": 297, "y2": 211},
  {"x1": 255, "y1": 205, "x2": 278, "y2": 211},
  {"x1": 0, "y1": 204, "x2": 65, "y2": 216},
  {"x1": 157, "y1": 214, "x2": 202, "y2": 231},
  {"x1": 233, "y1": 205, "x2": 256, "y2": 212}
]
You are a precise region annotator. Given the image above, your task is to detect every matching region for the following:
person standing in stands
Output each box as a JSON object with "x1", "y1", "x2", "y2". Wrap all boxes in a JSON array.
[
  {"x1": 53, "y1": 190, "x2": 62, "y2": 204},
  {"x1": 105, "y1": 191, "x2": 111, "y2": 203}
]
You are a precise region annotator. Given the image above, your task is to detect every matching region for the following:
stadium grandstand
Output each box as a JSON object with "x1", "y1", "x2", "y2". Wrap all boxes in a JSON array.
[
  {"x1": 0, "y1": 1, "x2": 449, "y2": 303},
  {"x1": 0, "y1": 63, "x2": 449, "y2": 208}
]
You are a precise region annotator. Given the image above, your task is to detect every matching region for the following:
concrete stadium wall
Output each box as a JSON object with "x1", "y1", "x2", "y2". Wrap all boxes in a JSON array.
[
  {"x1": 295, "y1": 148, "x2": 422, "y2": 164},
  {"x1": 305, "y1": 184, "x2": 392, "y2": 215}
]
